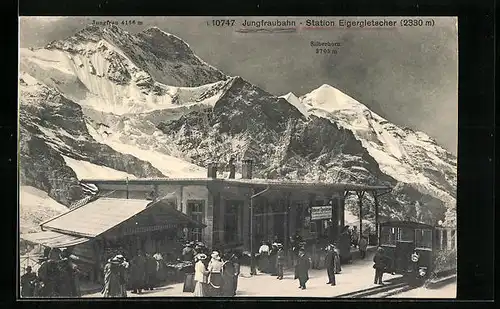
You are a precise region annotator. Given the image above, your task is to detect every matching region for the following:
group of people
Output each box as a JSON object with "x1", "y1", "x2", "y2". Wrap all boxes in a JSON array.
[
  {"x1": 257, "y1": 240, "x2": 286, "y2": 277},
  {"x1": 192, "y1": 250, "x2": 240, "y2": 297},
  {"x1": 180, "y1": 241, "x2": 240, "y2": 297},
  {"x1": 255, "y1": 236, "x2": 342, "y2": 290},
  {"x1": 345, "y1": 226, "x2": 369, "y2": 260},
  {"x1": 102, "y1": 249, "x2": 168, "y2": 297},
  {"x1": 20, "y1": 247, "x2": 81, "y2": 297}
]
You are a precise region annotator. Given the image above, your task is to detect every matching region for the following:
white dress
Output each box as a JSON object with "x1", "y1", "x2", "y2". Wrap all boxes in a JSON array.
[{"x1": 193, "y1": 261, "x2": 207, "y2": 297}]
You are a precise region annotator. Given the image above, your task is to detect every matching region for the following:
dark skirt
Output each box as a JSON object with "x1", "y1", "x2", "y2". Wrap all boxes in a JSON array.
[
  {"x1": 183, "y1": 273, "x2": 195, "y2": 293},
  {"x1": 208, "y1": 273, "x2": 223, "y2": 296},
  {"x1": 258, "y1": 255, "x2": 270, "y2": 273}
]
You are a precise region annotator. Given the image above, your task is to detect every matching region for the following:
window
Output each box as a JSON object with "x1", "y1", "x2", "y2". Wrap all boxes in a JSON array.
[
  {"x1": 396, "y1": 227, "x2": 414, "y2": 242},
  {"x1": 187, "y1": 200, "x2": 204, "y2": 242},
  {"x1": 442, "y1": 230, "x2": 448, "y2": 250},
  {"x1": 380, "y1": 226, "x2": 396, "y2": 246},
  {"x1": 225, "y1": 200, "x2": 243, "y2": 244},
  {"x1": 435, "y1": 228, "x2": 442, "y2": 250},
  {"x1": 450, "y1": 230, "x2": 456, "y2": 250},
  {"x1": 415, "y1": 229, "x2": 433, "y2": 250}
]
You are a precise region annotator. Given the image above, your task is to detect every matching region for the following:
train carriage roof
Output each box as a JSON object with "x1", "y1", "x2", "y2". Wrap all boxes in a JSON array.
[{"x1": 379, "y1": 220, "x2": 434, "y2": 229}]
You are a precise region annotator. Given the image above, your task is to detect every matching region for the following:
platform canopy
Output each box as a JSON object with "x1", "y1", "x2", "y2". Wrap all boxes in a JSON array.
[
  {"x1": 20, "y1": 230, "x2": 91, "y2": 248},
  {"x1": 40, "y1": 197, "x2": 206, "y2": 239}
]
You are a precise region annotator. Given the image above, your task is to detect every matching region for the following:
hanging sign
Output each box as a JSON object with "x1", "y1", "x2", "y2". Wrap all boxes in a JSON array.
[{"x1": 311, "y1": 206, "x2": 332, "y2": 220}]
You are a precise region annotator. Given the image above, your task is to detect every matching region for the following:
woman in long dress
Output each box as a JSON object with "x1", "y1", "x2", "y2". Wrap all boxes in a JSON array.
[
  {"x1": 258, "y1": 242, "x2": 270, "y2": 273},
  {"x1": 207, "y1": 251, "x2": 224, "y2": 297},
  {"x1": 102, "y1": 255, "x2": 128, "y2": 298},
  {"x1": 222, "y1": 253, "x2": 236, "y2": 297},
  {"x1": 193, "y1": 253, "x2": 208, "y2": 297}
]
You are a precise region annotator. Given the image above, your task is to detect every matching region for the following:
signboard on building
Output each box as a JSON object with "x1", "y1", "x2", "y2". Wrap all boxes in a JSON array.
[{"x1": 311, "y1": 206, "x2": 332, "y2": 220}]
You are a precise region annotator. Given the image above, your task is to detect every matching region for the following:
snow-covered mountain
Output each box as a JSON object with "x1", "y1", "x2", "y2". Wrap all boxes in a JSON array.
[{"x1": 18, "y1": 24, "x2": 457, "y2": 232}]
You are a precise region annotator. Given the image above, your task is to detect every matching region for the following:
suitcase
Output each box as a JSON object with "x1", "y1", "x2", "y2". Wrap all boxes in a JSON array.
[{"x1": 183, "y1": 273, "x2": 195, "y2": 293}]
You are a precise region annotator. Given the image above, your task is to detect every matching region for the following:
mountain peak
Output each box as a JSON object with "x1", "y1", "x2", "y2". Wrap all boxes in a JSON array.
[{"x1": 302, "y1": 84, "x2": 365, "y2": 113}]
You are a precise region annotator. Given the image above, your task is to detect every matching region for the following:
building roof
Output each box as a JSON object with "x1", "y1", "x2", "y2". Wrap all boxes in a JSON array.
[
  {"x1": 80, "y1": 177, "x2": 391, "y2": 193},
  {"x1": 41, "y1": 198, "x2": 205, "y2": 238},
  {"x1": 20, "y1": 230, "x2": 91, "y2": 248}
]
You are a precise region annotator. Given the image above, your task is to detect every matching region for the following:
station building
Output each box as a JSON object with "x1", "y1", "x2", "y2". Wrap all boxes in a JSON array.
[{"x1": 79, "y1": 160, "x2": 391, "y2": 252}]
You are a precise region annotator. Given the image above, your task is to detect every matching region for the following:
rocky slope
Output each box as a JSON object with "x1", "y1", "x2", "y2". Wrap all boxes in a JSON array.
[{"x1": 18, "y1": 24, "x2": 457, "y2": 231}]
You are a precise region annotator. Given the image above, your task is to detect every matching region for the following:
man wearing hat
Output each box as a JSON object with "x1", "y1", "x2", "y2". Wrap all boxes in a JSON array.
[
  {"x1": 294, "y1": 248, "x2": 310, "y2": 290},
  {"x1": 182, "y1": 242, "x2": 195, "y2": 262},
  {"x1": 324, "y1": 245, "x2": 336, "y2": 286},
  {"x1": 37, "y1": 248, "x2": 62, "y2": 297},
  {"x1": 20, "y1": 266, "x2": 37, "y2": 297}
]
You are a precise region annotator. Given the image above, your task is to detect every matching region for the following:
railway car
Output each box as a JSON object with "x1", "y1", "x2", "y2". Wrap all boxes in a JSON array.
[{"x1": 378, "y1": 221, "x2": 456, "y2": 282}]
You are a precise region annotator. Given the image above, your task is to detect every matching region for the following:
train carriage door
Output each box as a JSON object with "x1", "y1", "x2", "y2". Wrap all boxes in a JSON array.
[{"x1": 395, "y1": 227, "x2": 414, "y2": 273}]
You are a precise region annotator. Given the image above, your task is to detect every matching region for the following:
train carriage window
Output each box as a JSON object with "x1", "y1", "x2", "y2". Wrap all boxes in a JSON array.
[
  {"x1": 435, "y1": 229, "x2": 442, "y2": 250},
  {"x1": 450, "y1": 230, "x2": 456, "y2": 250},
  {"x1": 442, "y1": 230, "x2": 448, "y2": 251},
  {"x1": 396, "y1": 227, "x2": 414, "y2": 242},
  {"x1": 415, "y1": 229, "x2": 433, "y2": 250},
  {"x1": 380, "y1": 226, "x2": 396, "y2": 246}
]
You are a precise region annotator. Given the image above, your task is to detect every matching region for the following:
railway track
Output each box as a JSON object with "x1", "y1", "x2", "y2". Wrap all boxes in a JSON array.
[
  {"x1": 425, "y1": 270, "x2": 457, "y2": 289},
  {"x1": 336, "y1": 270, "x2": 457, "y2": 298},
  {"x1": 335, "y1": 277, "x2": 416, "y2": 298}
]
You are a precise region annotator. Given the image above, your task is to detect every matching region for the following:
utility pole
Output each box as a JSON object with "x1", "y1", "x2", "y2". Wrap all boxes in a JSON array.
[{"x1": 249, "y1": 186, "x2": 270, "y2": 276}]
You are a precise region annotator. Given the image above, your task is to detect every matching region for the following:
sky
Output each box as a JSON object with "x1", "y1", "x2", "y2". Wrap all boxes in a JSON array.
[{"x1": 19, "y1": 16, "x2": 458, "y2": 154}]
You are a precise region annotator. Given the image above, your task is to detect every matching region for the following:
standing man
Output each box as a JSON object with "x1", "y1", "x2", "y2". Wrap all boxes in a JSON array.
[
  {"x1": 358, "y1": 236, "x2": 368, "y2": 259},
  {"x1": 20, "y1": 266, "x2": 37, "y2": 297},
  {"x1": 373, "y1": 247, "x2": 387, "y2": 285},
  {"x1": 129, "y1": 250, "x2": 146, "y2": 294},
  {"x1": 324, "y1": 245, "x2": 336, "y2": 286},
  {"x1": 295, "y1": 249, "x2": 310, "y2": 290}
]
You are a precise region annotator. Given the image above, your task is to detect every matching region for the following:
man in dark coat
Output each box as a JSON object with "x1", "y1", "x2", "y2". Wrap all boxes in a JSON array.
[
  {"x1": 295, "y1": 249, "x2": 310, "y2": 290},
  {"x1": 373, "y1": 247, "x2": 389, "y2": 284},
  {"x1": 222, "y1": 253, "x2": 236, "y2": 297},
  {"x1": 232, "y1": 253, "x2": 240, "y2": 295},
  {"x1": 20, "y1": 266, "x2": 37, "y2": 297},
  {"x1": 129, "y1": 250, "x2": 146, "y2": 294},
  {"x1": 37, "y1": 248, "x2": 62, "y2": 297},
  {"x1": 324, "y1": 245, "x2": 336, "y2": 286},
  {"x1": 57, "y1": 249, "x2": 79, "y2": 297},
  {"x1": 144, "y1": 253, "x2": 158, "y2": 290}
]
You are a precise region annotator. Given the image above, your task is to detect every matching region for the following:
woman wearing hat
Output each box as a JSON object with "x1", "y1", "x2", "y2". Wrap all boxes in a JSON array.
[
  {"x1": 276, "y1": 244, "x2": 286, "y2": 280},
  {"x1": 207, "y1": 251, "x2": 224, "y2": 297},
  {"x1": 102, "y1": 255, "x2": 128, "y2": 297},
  {"x1": 193, "y1": 253, "x2": 208, "y2": 297}
]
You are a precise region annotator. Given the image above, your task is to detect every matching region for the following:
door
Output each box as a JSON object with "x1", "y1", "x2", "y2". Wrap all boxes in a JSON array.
[{"x1": 395, "y1": 227, "x2": 415, "y2": 273}]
